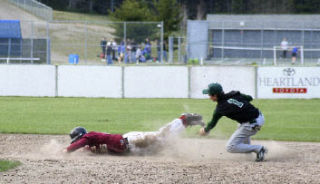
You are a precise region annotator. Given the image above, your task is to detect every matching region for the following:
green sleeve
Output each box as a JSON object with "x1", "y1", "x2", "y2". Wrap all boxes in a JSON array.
[
  {"x1": 204, "y1": 110, "x2": 222, "y2": 133},
  {"x1": 240, "y1": 93, "x2": 253, "y2": 102}
]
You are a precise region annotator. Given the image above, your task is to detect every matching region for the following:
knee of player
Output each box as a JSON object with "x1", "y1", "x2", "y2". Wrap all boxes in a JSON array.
[{"x1": 226, "y1": 144, "x2": 237, "y2": 153}]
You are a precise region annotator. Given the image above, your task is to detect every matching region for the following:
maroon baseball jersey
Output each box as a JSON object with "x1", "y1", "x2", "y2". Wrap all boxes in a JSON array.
[{"x1": 67, "y1": 131, "x2": 127, "y2": 153}]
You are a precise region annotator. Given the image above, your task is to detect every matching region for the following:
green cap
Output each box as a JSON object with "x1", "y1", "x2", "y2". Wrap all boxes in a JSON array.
[{"x1": 202, "y1": 83, "x2": 223, "y2": 95}]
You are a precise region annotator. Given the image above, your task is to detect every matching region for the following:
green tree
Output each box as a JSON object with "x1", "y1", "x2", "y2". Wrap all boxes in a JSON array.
[
  {"x1": 293, "y1": 0, "x2": 320, "y2": 13},
  {"x1": 111, "y1": 0, "x2": 153, "y2": 21},
  {"x1": 153, "y1": 0, "x2": 182, "y2": 39},
  {"x1": 110, "y1": 0, "x2": 157, "y2": 43},
  {"x1": 110, "y1": 0, "x2": 182, "y2": 42}
]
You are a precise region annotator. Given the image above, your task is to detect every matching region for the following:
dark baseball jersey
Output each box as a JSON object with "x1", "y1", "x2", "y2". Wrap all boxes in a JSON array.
[
  {"x1": 67, "y1": 131, "x2": 127, "y2": 153},
  {"x1": 204, "y1": 91, "x2": 259, "y2": 132}
]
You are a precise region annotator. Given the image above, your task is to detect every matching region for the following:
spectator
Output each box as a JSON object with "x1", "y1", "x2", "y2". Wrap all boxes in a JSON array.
[
  {"x1": 100, "y1": 37, "x2": 107, "y2": 58},
  {"x1": 136, "y1": 46, "x2": 143, "y2": 64},
  {"x1": 291, "y1": 46, "x2": 298, "y2": 65},
  {"x1": 280, "y1": 38, "x2": 288, "y2": 59},
  {"x1": 131, "y1": 40, "x2": 137, "y2": 63},
  {"x1": 111, "y1": 39, "x2": 117, "y2": 61},
  {"x1": 156, "y1": 39, "x2": 168, "y2": 63},
  {"x1": 106, "y1": 40, "x2": 113, "y2": 65},
  {"x1": 156, "y1": 39, "x2": 161, "y2": 62},
  {"x1": 118, "y1": 41, "x2": 125, "y2": 63},
  {"x1": 144, "y1": 38, "x2": 151, "y2": 61},
  {"x1": 163, "y1": 40, "x2": 168, "y2": 62},
  {"x1": 126, "y1": 39, "x2": 132, "y2": 63}
]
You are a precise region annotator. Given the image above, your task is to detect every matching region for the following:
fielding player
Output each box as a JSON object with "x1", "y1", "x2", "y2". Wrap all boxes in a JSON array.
[
  {"x1": 199, "y1": 83, "x2": 267, "y2": 162},
  {"x1": 64, "y1": 113, "x2": 204, "y2": 154}
]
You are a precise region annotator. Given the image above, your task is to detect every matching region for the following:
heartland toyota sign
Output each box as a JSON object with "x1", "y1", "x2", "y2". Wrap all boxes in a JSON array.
[{"x1": 257, "y1": 67, "x2": 320, "y2": 98}]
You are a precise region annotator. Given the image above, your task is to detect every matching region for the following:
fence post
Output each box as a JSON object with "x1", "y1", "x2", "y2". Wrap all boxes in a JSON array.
[
  {"x1": 300, "y1": 46, "x2": 304, "y2": 65},
  {"x1": 46, "y1": 22, "x2": 51, "y2": 64},
  {"x1": 260, "y1": 22, "x2": 264, "y2": 61},
  {"x1": 273, "y1": 46, "x2": 277, "y2": 65},
  {"x1": 178, "y1": 37, "x2": 181, "y2": 63},
  {"x1": 168, "y1": 36, "x2": 173, "y2": 63},
  {"x1": 31, "y1": 21, "x2": 34, "y2": 64},
  {"x1": 8, "y1": 39, "x2": 11, "y2": 63},
  {"x1": 160, "y1": 21, "x2": 164, "y2": 63},
  {"x1": 221, "y1": 21, "x2": 225, "y2": 61},
  {"x1": 124, "y1": 22, "x2": 126, "y2": 64},
  {"x1": 85, "y1": 21, "x2": 88, "y2": 64}
]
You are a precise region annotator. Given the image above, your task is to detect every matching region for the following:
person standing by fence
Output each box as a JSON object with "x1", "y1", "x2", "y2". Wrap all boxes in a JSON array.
[
  {"x1": 100, "y1": 37, "x2": 107, "y2": 59},
  {"x1": 106, "y1": 40, "x2": 113, "y2": 65},
  {"x1": 280, "y1": 38, "x2": 289, "y2": 59},
  {"x1": 291, "y1": 46, "x2": 298, "y2": 65}
]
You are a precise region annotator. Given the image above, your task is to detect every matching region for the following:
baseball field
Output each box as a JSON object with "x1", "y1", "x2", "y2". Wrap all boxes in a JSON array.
[{"x1": 1, "y1": 97, "x2": 320, "y2": 183}]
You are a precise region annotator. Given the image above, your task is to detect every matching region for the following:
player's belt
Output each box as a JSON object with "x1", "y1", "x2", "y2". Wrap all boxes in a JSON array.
[
  {"x1": 123, "y1": 137, "x2": 129, "y2": 150},
  {"x1": 249, "y1": 110, "x2": 261, "y2": 124},
  {"x1": 124, "y1": 137, "x2": 129, "y2": 145}
]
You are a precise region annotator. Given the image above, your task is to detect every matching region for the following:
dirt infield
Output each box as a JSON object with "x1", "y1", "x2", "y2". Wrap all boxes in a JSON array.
[{"x1": 0, "y1": 134, "x2": 319, "y2": 184}]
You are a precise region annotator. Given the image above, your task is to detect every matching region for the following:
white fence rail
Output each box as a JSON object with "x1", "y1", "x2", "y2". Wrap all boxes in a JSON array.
[{"x1": 0, "y1": 65, "x2": 319, "y2": 99}]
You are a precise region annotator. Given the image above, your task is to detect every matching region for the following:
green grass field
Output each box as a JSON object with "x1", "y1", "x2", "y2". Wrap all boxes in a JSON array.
[
  {"x1": 53, "y1": 10, "x2": 110, "y2": 21},
  {"x1": 0, "y1": 97, "x2": 319, "y2": 142},
  {"x1": 0, "y1": 160, "x2": 21, "y2": 172}
]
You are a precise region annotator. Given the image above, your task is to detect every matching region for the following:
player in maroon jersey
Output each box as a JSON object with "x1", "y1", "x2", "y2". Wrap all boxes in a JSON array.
[{"x1": 64, "y1": 113, "x2": 205, "y2": 154}]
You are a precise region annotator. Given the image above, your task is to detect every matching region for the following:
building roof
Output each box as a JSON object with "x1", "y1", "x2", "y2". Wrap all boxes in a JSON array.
[
  {"x1": 206, "y1": 14, "x2": 320, "y2": 30},
  {"x1": 0, "y1": 20, "x2": 22, "y2": 38}
]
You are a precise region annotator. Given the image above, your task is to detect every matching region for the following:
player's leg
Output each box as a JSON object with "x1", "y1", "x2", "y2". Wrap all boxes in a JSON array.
[
  {"x1": 123, "y1": 131, "x2": 160, "y2": 150},
  {"x1": 243, "y1": 136, "x2": 251, "y2": 145},
  {"x1": 123, "y1": 118, "x2": 187, "y2": 148},
  {"x1": 123, "y1": 113, "x2": 204, "y2": 153},
  {"x1": 226, "y1": 124, "x2": 262, "y2": 153},
  {"x1": 158, "y1": 113, "x2": 205, "y2": 138},
  {"x1": 226, "y1": 113, "x2": 265, "y2": 154},
  {"x1": 158, "y1": 118, "x2": 186, "y2": 138}
]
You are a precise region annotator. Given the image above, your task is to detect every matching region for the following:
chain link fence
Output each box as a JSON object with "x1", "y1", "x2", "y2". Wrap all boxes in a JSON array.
[
  {"x1": 208, "y1": 20, "x2": 320, "y2": 65},
  {"x1": 168, "y1": 36, "x2": 187, "y2": 64},
  {"x1": 8, "y1": 0, "x2": 53, "y2": 21},
  {"x1": 0, "y1": 20, "x2": 164, "y2": 65},
  {"x1": 188, "y1": 18, "x2": 320, "y2": 66},
  {"x1": 48, "y1": 21, "x2": 163, "y2": 65}
]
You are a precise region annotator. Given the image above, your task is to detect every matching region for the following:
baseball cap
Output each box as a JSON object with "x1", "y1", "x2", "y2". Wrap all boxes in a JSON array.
[{"x1": 202, "y1": 83, "x2": 223, "y2": 95}]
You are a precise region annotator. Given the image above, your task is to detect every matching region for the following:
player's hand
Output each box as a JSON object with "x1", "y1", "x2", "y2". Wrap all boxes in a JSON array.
[
  {"x1": 90, "y1": 146, "x2": 97, "y2": 153},
  {"x1": 199, "y1": 127, "x2": 208, "y2": 136},
  {"x1": 99, "y1": 144, "x2": 108, "y2": 153}
]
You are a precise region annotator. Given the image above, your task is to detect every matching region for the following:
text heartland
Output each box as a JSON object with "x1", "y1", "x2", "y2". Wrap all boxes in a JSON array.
[{"x1": 258, "y1": 77, "x2": 320, "y2": 87}]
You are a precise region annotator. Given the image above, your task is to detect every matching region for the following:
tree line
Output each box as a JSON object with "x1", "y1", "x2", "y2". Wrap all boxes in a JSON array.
[{"x1": 38, "y1": 0, "x2": 320, "y2": 17}]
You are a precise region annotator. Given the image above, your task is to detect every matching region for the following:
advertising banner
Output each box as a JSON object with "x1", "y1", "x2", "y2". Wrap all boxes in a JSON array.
[{"x1": 257, "y1": 67, "x2": 320, "y2": 98}]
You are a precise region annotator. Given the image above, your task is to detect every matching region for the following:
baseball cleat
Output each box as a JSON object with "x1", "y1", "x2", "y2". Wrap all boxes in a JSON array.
[
  {"x1": 256, "y1": 146, "x2": 267, "y2": 162},
  {"x1": 180, "y1": 113, "x2": 205, "y2": 127}
]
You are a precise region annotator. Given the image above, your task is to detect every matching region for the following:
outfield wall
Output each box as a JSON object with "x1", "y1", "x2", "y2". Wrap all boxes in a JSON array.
[
  {"x1": 0, "y1": 65, "x2": 55, "y2": 96},
  {"x1": 190, "y1": 66, "x2": 255, "y2": 99},
  {"x1": 124, "y1": 66, "x2": 189, "y2": 98},
  {"x1": 58, "y1": 66, "x2": 122, "y2": 98},
  {"x1": 0, "y1": 65, "x2": 319, "y2": 99}
]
